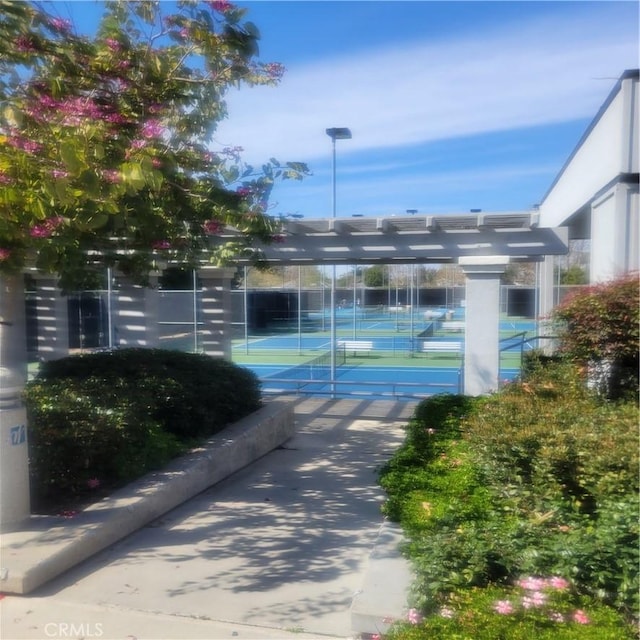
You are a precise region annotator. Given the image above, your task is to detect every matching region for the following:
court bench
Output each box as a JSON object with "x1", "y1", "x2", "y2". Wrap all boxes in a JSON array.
[
  {"x1": 441, "y1": 321, "x2": 465, "y2": 332},
  {"x1": 338, "y1": 340, "x2": 374, "y2": 356},
  {"x1": 422, "y1": 341, "x2": 462, "y2": 356}
]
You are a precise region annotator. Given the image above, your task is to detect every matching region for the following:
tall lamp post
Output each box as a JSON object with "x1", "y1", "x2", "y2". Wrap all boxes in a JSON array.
[{"x1": 326, "y1": 127, "x2": 352, "y2": 396}]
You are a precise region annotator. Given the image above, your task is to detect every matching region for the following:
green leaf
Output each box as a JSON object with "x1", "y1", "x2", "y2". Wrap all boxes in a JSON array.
[
  {"x1": 60, "y1": 142, "x2": 83, "y2": 174},
  {"x1": 3, "y1": 105, "x2": 22, "y2": 128},
  {"x1": 122, "y1": 163, "x2": 146, "y2": 191}
]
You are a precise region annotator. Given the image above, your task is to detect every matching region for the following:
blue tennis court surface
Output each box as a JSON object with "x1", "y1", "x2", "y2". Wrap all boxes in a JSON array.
[
  {"x1": 242, "y1": 363, "x2": 521, "y2": 400},
  {"x1": 232, "y1": 307, "x2": 533, "y2": 400}
]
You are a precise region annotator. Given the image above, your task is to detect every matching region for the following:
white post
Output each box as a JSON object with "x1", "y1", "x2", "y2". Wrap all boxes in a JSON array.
[
  {"x1": 0, "y1": 274, "x2": 30, "y2": 529},
  {"x1": 459, "y1": 257, "x2": 509, "y2": 396}
]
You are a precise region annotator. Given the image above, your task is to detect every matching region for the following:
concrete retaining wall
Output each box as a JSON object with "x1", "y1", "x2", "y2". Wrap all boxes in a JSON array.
[{"x1": 1, "y1": 400, "x2": 294, "y2": 594}]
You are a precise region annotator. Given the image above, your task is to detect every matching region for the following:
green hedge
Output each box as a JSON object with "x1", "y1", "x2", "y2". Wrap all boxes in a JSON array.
[
  {"x1": 378, "y1": 367, "x2": 638, "y2": 639},
  {"x1": 25, "y1": 349, "x2": 262, "y2": 511}
]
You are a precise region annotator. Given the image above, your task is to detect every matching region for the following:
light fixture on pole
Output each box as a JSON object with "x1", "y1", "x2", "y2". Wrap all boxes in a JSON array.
[{"x1": 326, "y1": 127, "x2": 352, "y2": 397}]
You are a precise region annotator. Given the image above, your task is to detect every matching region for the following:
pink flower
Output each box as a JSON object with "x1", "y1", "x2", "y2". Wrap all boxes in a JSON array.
[
  {"x1": 48, "y1": 17, "x2": 72, "y2": 33},
  {"x1": 407, "y1": 608, "x2": 423, "y2": 625},
  {"x1": 16, "y1": 35, "x2": 38, "y2": 53},
  {"x1": 549, "y1": 611, "x2": 565, "y2": 622},
  {"x1": 203, "y1": 219, "x2": 222, "y2": 235},
  {"x1": 0, "y1": 171, "x2": 13, "y2": 185},
  {"x1": 102, "y1": 169, "x2": 121, "y2": 184},
  {"x1": 0, "y1": 248, "x2": 11, "y2": 261},
  {"x1": 264, "y1": 62, "x2": 286, "y2": 80},
  {"x1": 152, "y1": 240, "x2": 171, "y2": 250},
  {"x1": 548, "y1": 576, "x2": 570, "y2": 590},
  {"x1": 206, "y1": 1, "x2": 234, "y2": 12},
  {"x1": 141, "y1": 119, "x2": 164, "y2": 139},
  {"x1": 518, "y1": 576, "x2": 546, "y2": 591},
  {"x1": 439, "y1": 606, "x2": 455, "y2": 618},
  {"x1": 572, "y1": 609, "x2": 590, "y2": 625},
  {"x1": 30, "y1": 216, "x2": 64, "y2": 239},
  {"x1": 104, "y1": 38, "x2": 121, "y2": 51},
  {"x1": 493, "y1": 600, "x2": 514, "y2": 615},
  {"x1": 51, "y1": 169, "x2": 69, "y2": 179},
  {"x1": 87, "y1": 478, "x2": 101, "y2": 489},
  {"x1": 236, "y1": 186, "x2": 252, "y2": 198}
]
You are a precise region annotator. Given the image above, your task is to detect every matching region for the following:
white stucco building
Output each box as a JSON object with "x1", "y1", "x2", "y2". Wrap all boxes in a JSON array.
[{"x1": 538, "y1": 69, "x2": 639, "y2": 319}]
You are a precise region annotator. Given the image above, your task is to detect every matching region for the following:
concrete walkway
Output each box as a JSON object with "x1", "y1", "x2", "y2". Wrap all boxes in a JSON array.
[{"x1": 1, "y1": 397, "x2": 416, "y2": 640}]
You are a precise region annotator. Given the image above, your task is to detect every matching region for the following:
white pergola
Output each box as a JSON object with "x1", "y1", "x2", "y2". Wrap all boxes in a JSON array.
[
  {"x1": 218, "y1": 210, "x2": 569, "y2": 397},
  {"x1": 222, "y1": 211, "x2": 568, "y2": 265}
]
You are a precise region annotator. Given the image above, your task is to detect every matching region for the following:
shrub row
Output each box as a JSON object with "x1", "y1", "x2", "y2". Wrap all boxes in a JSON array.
[
  {"x1": 378, "y1": 366, "x2": 638, "y2": 639},
  {"x1": 25, "y1": 349, "x2": 262, "y2": 511}
]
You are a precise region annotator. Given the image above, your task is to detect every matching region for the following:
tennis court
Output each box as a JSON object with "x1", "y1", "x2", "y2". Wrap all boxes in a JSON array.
[{"x1": 231, "y1": 306, "x2": 533, "y2": 401}]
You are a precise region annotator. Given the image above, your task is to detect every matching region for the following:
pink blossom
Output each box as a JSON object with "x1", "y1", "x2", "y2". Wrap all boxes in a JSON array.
[
  {"x1": 203, "y1": 220, "x2": 222, "y2": 235},
  {"x1": 102, "y1": 169, "x2": 121, "y2": 184},
  {"x1": 407, "y1": 608, "x2": 423, "y2": 625},
  {"x1": 518, "y1": 576, "x2": 546, "y2": 591},
  {"x1": 572, "y1": 609, "x2": 590, "y2": 625},
  {"x1": 8, "y1": 136, "x2": 42, "y2": 154},
  {"x1": 30, "y1": 217, "x2": 64, "y2": 238},
  {"x1": 548, "y1": 576, "x2": 570, "y2": 590},
  {"x1": 264, "y1": 62, "x2": 286, "y2": 80},
  {"x1": 104, "y1": 38, "x2": 121, "y2": 51},
  {"x1": 236, "y1": 186, "x2": 252, "y2": 198},
  {"x1": 549, "y1": 611, "x2": 565, "y2": 623},
  {"x1": 206, "y1": 1, "x2": 234, "y2": 12},
  {"x1": 104, "y1": 113, "x2": 128, "y2": 125},
  {"x1": 493, "y1": 600, "x2": 514, "y2": 615},
  {"x1": 0, "y1": 171, "x2": 13, "y2": 185},
  {"x1": 48, "y1": 17, "x2": 72, "y2": 33},
  {"x1": 0, "y1": 248, "x2": 11, "y2": 261},
  {"x1": 151, "y1": 158, "x2": 163, "y2": 168},
  {"x1": 141, "y1": 119, "x2": 164, "y2": 139},
  {"x1": 51, "y1": 169, "x2": 69, "y2": 179},
  {"x1": 152, "y1": 240, "x2": 171, "y2": 250},
  {"x1": 439, "y1": 606, "x2": 454, "y2": 618},
  {"x1": 87, "y1": 478, "x2": 101, "y2": 489},
  {"x1": 16, "y1": 35, "x2": 38, "y2": 53}
]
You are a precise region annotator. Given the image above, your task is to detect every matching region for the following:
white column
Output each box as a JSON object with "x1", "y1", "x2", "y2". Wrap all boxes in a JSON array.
[
  {"x1": 0, "y1": 275, "x2": 30, "y2": 528},
  {"x1": 198, "y1": 267, "x2": 233, "y2": 359},
  {"x1": 31, "y1": 276, "x2": 70, "y2": 361},
  {"x1": 113, "y1": 274, "x2": 160, "y2": 348},
  {"x1": 459, "y1": 257, "x2": 508, "y2": 396}
]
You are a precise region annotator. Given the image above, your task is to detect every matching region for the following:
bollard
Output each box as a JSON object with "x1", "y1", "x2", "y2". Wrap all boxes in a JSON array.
[{"x1": 0, "y1": 275, "x2": 30, "y2": 530}]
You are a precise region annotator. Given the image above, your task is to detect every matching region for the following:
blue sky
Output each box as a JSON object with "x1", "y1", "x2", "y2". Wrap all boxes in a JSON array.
[{"x1": 57, "y1": 1, "x2": 639, "y2": 219}]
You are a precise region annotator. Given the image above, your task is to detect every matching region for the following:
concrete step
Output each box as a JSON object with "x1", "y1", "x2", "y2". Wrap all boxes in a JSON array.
[{"x1": 351, "y1": 520, "x2": 413, "y2": 636}]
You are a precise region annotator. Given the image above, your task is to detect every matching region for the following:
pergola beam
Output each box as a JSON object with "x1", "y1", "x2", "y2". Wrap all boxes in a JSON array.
[{"x1": 217, "y1": 212, "x2": 567, "y2": 265}]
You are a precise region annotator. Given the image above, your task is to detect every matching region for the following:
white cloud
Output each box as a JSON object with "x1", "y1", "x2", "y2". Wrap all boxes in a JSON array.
[{"x1": 214, "y1": 6, "x2": 637, "y2": 165}]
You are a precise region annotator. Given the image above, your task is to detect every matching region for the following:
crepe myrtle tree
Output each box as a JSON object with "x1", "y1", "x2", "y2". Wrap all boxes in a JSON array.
[{"x1": 0, "y1": 0, "x2": 309, "y2": 291}]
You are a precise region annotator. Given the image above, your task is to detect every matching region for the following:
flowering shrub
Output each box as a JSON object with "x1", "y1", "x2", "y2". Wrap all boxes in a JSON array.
[
  {"x1": 0, "y1": 1, "x2": 309, "y2": 290},
  {"x1": 378, "y1": 373, "x2": 638, "y2": 638},
  {"x1": 384, "y1": 582, "x2": 634, "y2": 639},
  {"x1": 551, "y1": 274, "x2": 639, "y2": 399}
]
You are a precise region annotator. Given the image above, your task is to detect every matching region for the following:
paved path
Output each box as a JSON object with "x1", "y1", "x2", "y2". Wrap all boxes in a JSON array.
[{"x1": 1, "y1": 398, "x2": 416, "y2": 640}]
